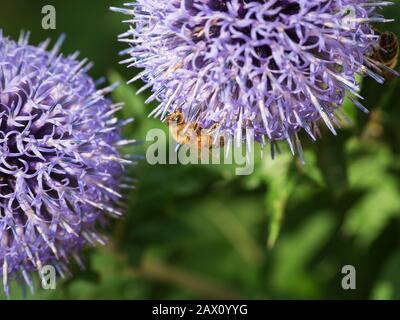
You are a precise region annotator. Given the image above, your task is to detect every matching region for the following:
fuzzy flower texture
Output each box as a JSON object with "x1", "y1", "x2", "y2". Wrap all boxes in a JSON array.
[
  {"x1": 0, "y1": 33, "x2": 130, "y2": 297},
  {"x1": 113, "y1": 0, "x2": 396, "y2": 157}
]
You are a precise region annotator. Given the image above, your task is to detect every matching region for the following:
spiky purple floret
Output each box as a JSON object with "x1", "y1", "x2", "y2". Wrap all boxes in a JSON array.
[
  {"x1": 113, "y1": 0, "x2": 395, "y2": 156},
  {"x1": 0, "y1": 32, "x2": 129, "y2": 296}
]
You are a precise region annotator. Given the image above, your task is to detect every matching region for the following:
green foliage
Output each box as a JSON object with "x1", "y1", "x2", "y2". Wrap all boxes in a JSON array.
[{"x1": 2, "y1": 0, "x2": 400, "y2": 300}]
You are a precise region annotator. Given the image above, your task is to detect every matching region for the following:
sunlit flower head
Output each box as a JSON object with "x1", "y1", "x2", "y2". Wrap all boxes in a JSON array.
[{"x1": 113, "y1": 0, "x2": 396, "y2": 158}]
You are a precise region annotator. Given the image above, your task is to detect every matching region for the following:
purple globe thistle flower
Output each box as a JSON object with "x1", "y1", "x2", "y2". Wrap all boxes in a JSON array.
[
  {"x1": 0, "y1": 32, "x2": 132, "y2": 297},
  {"x1": 112, "y1": 0, "x2": 396, "y2": 158}
]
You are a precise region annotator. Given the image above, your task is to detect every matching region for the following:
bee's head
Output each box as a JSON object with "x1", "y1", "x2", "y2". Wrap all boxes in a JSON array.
[
  {"x1": 167, "y1": 109, "x2": 185, "y2": 125},
  {"x1": 379, "y1": 31, "x2": 396, "y2": 47}
]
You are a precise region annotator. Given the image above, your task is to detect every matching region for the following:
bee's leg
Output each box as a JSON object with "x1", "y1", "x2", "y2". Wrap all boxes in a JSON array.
[
  {"x1": 197, "y1": 136, "x2": 206, "y2": 160},
  {"x1": 192, "y1": 122, "x2": 200, "y2": 133},
  {"x1": 208, "y1": 135, "x2": 214, "y2": 150},
  {"x1": 219, "y1": 135, "x2": 225, "y2": 148}
]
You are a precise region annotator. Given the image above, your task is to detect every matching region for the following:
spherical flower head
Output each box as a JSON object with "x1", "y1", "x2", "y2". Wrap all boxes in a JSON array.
[
  {"x1": 113, "y1": 0, "x2": 395, "y2": 156},
  {"x1": 0, "y1": 32, "x2": 129, "y2": 297}
]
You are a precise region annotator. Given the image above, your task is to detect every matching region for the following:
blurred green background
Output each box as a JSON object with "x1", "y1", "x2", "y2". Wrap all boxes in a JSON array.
[{"x1": 1, "y1": 0, "x2": 400, "y2": 300}]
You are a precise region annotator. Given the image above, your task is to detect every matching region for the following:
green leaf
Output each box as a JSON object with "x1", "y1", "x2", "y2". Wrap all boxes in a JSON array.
[
  {"x1": 371, "y1": 252, "x2": 400, "y2": 300},
  {"x1": 262, "y1": 153, "x2": 296, "y2": 248},
  {"x1": 344, "y1": 143, "x2": 400, "y2": 245},
  {"x1": 270, "y1": 212, "x2": 336, "y2": 298}
]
